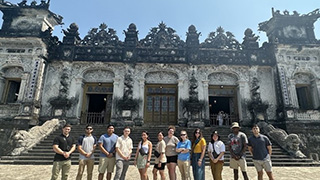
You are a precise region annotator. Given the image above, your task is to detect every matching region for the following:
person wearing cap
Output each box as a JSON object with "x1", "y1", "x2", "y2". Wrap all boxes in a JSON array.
[
  {"x1": 248, "y1": 124, "x2": 274, "y2": 180},
  {"x1": 228, "y1": 122, "x2": 249, "y2": 180},
  {"x1": 208, "y1": 130, "x2": 225, "y2": 180}
]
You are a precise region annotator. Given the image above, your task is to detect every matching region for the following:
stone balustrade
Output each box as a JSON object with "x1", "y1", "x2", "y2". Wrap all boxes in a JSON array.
[
  {"x1": 0, "y1": 104, "x2": 20, "y2": 117},
  {"x1": 295, "y1": 110, "x2": 320, "y2": 120}
]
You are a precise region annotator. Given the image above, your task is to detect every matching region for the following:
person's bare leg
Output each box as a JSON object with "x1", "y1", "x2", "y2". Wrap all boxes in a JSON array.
[
  {"x1": 152, "y1": 168, "x2": 157, "y2": 180},
  {"x1": 106, "y1": 172, "x2": 112, "y2": 180},
  {"x1": 98, "y1": 173, "x2": 104, "y2": 180},
  {"x1": 257, "y1": 171, "x2": 263, "y2": 180},
  {"x1": 266, "y1": 171, "x2": 274, "y2": 180},
  {"x1": 138, "y1": 169, "x2": 144, "y2": 180},
  {"x1": 167, "y1": 163, "x2": 176, "y2": 180},
  {"x1": 159, "y1": 170, "x2": 165, "y2": 180}
]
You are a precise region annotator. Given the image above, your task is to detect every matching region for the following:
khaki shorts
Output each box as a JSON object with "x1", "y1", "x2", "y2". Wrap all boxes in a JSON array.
[
  {"x1": 252, "y1": 158, "x2": 272, "y2": 172},
  {"x1": 98, "y1": 157, "x2": 116, "y2": 174},
  {"x1": 229, "y1": 158, "x2": 247, "y2": 172}
]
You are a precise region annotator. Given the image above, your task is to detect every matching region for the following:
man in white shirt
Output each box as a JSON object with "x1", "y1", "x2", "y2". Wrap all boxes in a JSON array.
[
  {"x1": 113, "y1": 126, "x2": 133, "y2": 180},
  {"x1": 76, "y1": 125, "x2": 97, "y2": 180}
]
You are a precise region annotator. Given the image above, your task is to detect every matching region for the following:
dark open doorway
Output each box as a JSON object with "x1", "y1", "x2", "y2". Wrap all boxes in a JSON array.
[
  {"x1": 88, "y1": 94, "x2": 107, "y2": 112},
  {"x1": 209, "y1": 96, "x2": 231, "y2": 126},
  {"x1": 209, "y1": 96, "x2": 230, "y2": 114},
  {"x1": 86, "y1": 94, "x2": 109, "y2": 124}
]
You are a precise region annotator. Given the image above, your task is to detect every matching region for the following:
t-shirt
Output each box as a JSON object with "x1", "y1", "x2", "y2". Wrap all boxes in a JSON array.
[
  {"x1": 155, "y1": 140, "x2": 166, "y2": 164},
  {"x1": 53, "y1": 134, "x2": 76, "y2": 161},
  {"x1": 164, "y1": 136, "x2": 179, "y2": 156},
  {"x1": 98, "y1": 133, "x2": 118, "y2": 157},
  {"x1": 115, "y1": 135, "x2": 133, "y2": 160},
  {"x1": 177, "y1": 139, "x2": 191, "y2": 161},
  {"x1": 192, "y1": 138, "x2": 207, "y2": 153},
  {"x1": 248, "y1": 134, "x2": 272, "y2": 160},
  {"x1": 228, "y1": 131, "x2": 248, "y2": 158},
  {"x1": 77, "y1": 134, "x2": 97, "y2": 160},
  {"x1": 208, "y1": 140, "x2": 225, "y2": 160}
]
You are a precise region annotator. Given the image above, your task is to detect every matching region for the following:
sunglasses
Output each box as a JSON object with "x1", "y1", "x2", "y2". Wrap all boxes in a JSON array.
[
  {"x1": 180, "y1": 134, "x2": 186, "y2": 136},
  {"x1": 86, "y1": 128, "x2": 93, "y2": 130},
  {"x1": 195, "y1": 132, "x2": 200, "y2": 134}
]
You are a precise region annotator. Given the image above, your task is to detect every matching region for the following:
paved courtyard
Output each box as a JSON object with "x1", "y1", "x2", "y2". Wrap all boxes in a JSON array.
[{"x1": 0, "y1": 165, "x2": 318, "y2": 180}]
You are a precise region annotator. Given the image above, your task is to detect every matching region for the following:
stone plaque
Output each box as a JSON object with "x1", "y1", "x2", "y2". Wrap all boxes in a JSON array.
[
  {"x1": 54, "y1": 109, "x2": 63, "y2": 116},
  {"x1": 122, "y1": 110, "x2": 131, "y2": 117}
]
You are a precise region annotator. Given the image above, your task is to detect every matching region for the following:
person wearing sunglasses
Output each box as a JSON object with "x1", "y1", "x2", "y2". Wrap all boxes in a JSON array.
[
  {"x1": 176, "y1": 130, "x2": 192, "y2": 180},
  {"x1": 76, "y1": 125, "x2": 97, "y2": 180},
  {"x1": 191, "y1": 128, "x2": 207, "y2": 180}
]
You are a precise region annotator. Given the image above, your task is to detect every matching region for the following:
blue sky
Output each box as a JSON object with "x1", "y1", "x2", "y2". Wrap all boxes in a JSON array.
[{"x1": 1, "y1": 0, "x2": 319, "y2": 44}]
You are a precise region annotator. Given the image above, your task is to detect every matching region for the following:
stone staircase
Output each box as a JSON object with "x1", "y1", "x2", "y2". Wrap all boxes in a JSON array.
[{"x1": 0, "y1": 124, "x2": 318, "y2": 166}]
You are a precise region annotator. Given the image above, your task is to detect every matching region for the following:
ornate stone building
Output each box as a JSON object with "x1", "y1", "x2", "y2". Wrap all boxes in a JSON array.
[{"x1": 0, "y1": 2, "x2": 319, "y2": 133}]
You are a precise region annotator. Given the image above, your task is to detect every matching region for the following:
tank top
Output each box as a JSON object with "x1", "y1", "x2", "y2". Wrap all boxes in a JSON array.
[{"x1": 139, "y1": 141, "x2": 149, "y2": 154}]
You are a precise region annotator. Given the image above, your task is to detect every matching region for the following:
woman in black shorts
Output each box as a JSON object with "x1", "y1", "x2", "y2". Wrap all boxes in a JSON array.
[
  {"x1": 152, "y1": 131, "x2": 166, "y2": 180},
  {"x1": 164, "y1": 125, "x2": 179, "y2": 180}
]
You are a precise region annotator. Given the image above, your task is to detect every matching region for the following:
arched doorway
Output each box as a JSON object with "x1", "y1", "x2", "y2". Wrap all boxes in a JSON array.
[
  {"x1": 144, "y1": 71, "x2": 178, "y2": 125},
  {"x1": 208, "y1": 72, "x2": 239, "y2": 125}
]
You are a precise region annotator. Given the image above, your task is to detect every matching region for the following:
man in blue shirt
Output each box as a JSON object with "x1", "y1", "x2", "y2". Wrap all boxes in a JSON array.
[
  {"x1": 98, "y1": 125, "x2": 118, "y2": 180},
  {"x1": 248, "y1": 124, "x2": 274, "y2": 180}
]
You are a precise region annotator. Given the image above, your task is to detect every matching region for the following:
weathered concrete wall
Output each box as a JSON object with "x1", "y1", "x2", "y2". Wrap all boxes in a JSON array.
[{"x1": 39, "y1": 61, "x2": 278, "y2": 126}]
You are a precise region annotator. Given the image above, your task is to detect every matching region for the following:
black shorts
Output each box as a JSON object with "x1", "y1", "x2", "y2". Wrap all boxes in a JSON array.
[
  {"x1": 154, "y1": 163, "x2": 166, "y2": 170},
  {"x1": 166, "y1": 155, "x2": 178, "y2": 164}
]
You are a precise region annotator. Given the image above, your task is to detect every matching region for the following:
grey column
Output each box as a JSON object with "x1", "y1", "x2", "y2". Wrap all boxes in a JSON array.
[
  {"x1": 112, "y1": 77, "x2": 122, "y2": 118},
  {"x1": 177, "y1": 79, "x2": 185, "y2": 119},
  {"x1": 237, "y1": 80, "x2": 250, "y2": 125},
  {"x1": 71, "y1": 77, "x2": 84, "y2": 118},
  {"x1": 138, "y1": 78, "x2": 145, "y2": 119},
  {"x1": 289, "y1": 79, "x2": 299, "y2": 108},
  {"x1": 0, "y1": 75, "x2": 5, "y2": 102},
  {"x1": 313, "y1": 79, "x2": 320, "y2": 108},
  {"x1": 202, "y1": 80, "x2": 209, "y2": 120},
  {"x1": 17, "y1": 73, "x2": 29, "y2": 102}
]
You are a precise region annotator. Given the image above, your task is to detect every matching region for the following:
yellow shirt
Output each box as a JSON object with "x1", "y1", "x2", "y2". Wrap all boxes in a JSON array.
[{"x1": 193, "y1": 138, "x2": 207, "y2": 153}]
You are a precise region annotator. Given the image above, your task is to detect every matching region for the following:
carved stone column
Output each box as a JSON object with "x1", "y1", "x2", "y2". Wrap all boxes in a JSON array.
[
  {"x1": 313, "y1": 79, "x2": 320, "y2": 108},
  {"x1": 112, "y1": 77, "x2": 122, "y2": 117},
  {"x1": 138, "y1": 79, "x2": 145, "y2": 119},
  {"x1": 177, "y1": 79, "x2": 185, "y2": 119},
  {"x1": 71, "y1": 77, "x2": 84, "y2": 119},
  {"x1": 289, "y1": 79, "x2": 299, "y2": 108},
  {"x1": 237, "y1": 80, "x2": 250, "y2": 125},
  {"x1": 0, "y1": 75, "x2": 5, "y2": 102},
  {"x1": 17, "y1": 73, "x2": 29, "y2": 102},
  {"x1": 202, "y1": 80, "x2": 209, "y2": 120}
]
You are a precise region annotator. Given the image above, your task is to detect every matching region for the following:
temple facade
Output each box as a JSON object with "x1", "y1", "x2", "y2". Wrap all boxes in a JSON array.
[{"x1": 0, "y1": 2, "x2": 319, "y2": 130}]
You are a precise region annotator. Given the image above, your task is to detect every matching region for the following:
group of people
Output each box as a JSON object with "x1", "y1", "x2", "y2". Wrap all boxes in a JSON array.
[{"x1": 50, "y1": 122, "x2": 275, "y2": 180}]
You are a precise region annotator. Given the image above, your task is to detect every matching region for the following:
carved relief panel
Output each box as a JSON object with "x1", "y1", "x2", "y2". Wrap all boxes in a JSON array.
[{"x1": 145, "y1": 71, "x2": 178, "y2": 84}]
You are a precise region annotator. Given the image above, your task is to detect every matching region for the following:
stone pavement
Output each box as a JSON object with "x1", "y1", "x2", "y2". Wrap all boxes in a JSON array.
[{"x1": 0, "y1": 165, "x2": 318, "y2": 180}]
